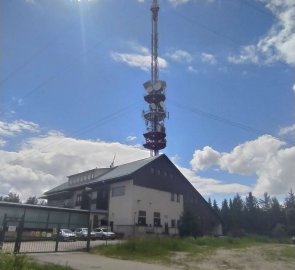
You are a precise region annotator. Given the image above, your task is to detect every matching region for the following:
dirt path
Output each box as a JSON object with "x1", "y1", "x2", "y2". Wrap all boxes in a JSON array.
[
  {"x1": 173, "y1": 244, "x2": 295, "y2": 270},
  {"x1": 30, "y1": 252, "x2": 179, "y2": 270},
  {"x1": 30, "y1": 244, "x2": 295, "y2": 270}
]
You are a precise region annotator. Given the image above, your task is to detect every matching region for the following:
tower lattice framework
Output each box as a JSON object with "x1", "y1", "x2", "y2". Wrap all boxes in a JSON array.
[{"x1": 143, "y1": 0, "x2": 167, "y2": 157}]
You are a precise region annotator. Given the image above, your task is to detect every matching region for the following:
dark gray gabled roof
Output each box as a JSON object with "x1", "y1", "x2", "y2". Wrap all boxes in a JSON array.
[{"x1": 43, "y1": 154, "x2": 161, "y2": 196}]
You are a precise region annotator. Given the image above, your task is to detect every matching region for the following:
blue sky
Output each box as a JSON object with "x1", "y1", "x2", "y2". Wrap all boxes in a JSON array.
[{"x1": 0, "y1": 0, "x2": 294, "y2": 202}]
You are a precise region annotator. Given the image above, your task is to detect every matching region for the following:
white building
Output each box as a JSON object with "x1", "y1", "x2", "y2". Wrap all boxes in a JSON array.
[{"x1": 42, "y1": 154, "x2": 222, "y2": 237}]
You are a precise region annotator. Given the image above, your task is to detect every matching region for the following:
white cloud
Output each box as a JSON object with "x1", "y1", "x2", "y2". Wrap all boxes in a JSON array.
[
  {"x1": 126, "y1": 135, "x2": 137, "y2": 142},
  {"x1": 190, "y1": 135, "x2": 295, "y2": 196},
  {"x1": 293, "y1": 84, "x2": 295, "y2": 93},
  {"x1": 0, "y1": 120, "x2": 39, "y2": 137},
  {"x1": 0, "y1": 130, "x2": 149, "y2": 200},
  {"x1": 228, "y1": 45, "x2": 259, "y2": 64},
  {"x1": 168, "y1": 0, "x2": 191, "y2": 6},
  {"x1": 279, "y1": 124, "x2": 295, "y2": 136},
  {"x1": 0, "y1": 139, "x2": 6, "y2": 148},
  {"x1": 25, "y1": 0, "x2": 36, "y2": 4},
  {"x1": 111, "y1": 52, "x2": 151, "y2": 71},
  {"x1": 201, "y1": 53, "x2": 216, "y2": 65},
  {"x1": 188, "y1": 66, "x2": 199, "y2": 73},
  {"x1": 229, "y1": 1, "x2": 295, "y2": 66},
  {"x1": 177, "y1": 166, "x2": 251, "y2": 196},
  {"x1": 190, "y1": 146, "x2": 221, "y2": 171},
  {"x1": 166, "y1": 49, "x2": 193, "y2": 63},
  {"x1": 219, "y1": 135, "x2": 284, "y2": 175},
  {"x1": 111, "y1": 43, "x2": 168, "y2": 71},
  {"x1": 0, "y1": 119, "x2": 253, "y2": 200}
]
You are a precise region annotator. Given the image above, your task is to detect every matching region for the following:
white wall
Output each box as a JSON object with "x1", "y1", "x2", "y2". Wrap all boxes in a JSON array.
[
  {"x1": 109, "y1": 182, "x2": 184, "y2": 235},
  {"x1": 132, "y1": 185, "x2": 183, "y2": 233},
  {"x1": 108, "y1": 179, "x2": 134, "y2": 226}
]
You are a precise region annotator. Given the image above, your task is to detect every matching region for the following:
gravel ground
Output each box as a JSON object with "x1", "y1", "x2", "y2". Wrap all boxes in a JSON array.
[
  {"x1": 30, "y1": 252, "x2": 178, "y2": 270},
  {"x1": 29, "y1": 244, "x2": 295, "y2": 270}
]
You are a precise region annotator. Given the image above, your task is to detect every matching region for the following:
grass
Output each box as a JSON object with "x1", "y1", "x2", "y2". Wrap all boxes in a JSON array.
[
  {"x1": 91, "y1": 235, "x2": 291, "y2": 263},
  {"x1": 0, "y1": 253, "x2": 73, "y2": 270},
  {"x1": 263, "y1": 245, "x2": 295, "y2": 261}
]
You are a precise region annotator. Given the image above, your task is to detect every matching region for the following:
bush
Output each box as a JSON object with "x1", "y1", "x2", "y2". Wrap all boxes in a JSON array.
[
  {"x1": 0, "y1": 253, "x2": 72, "y2": 270},
  {"x1": 272, "y1": 223, "x2": 287, "y2": 239}
]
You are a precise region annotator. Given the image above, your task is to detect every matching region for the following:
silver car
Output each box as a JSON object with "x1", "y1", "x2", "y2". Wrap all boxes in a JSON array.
[
  {"x1": 93, "y1": 227, "x2": 116, "y2": 240},
  {"x1": 74, "y1": 228, "x2": 96, "y2": 240},
  {"x1": 59, "y1": 229, "x2": 76, "y2": 241}
]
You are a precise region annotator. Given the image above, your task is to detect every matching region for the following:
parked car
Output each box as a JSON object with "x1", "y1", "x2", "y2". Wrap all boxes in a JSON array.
[
  {"x1": 59, "y1": 229, "x2": 76, "y2": 241},
  {"x1": 74, "y1": 228, "x2": 96, "y2": 240},
  {"x1": 93, "y1": 227, "x2": 116, "y2": 240}
]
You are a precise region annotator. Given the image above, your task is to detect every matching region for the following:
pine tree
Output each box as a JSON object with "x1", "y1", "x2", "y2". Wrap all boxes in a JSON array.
[
  {"x1": 245, "y1": 192, "x2": 260, "y2": 234},
  {"x1": 213, "y1": 199, "x2": 220, "y2": 214},
  {"x1": 285, "y1": 189, "x2": 295, "y2": 209},
  {"x1": 2, "y1": 192, "x2": 20, "y2": 203},
  {"x1": 25, "y1": 196, "x2": 38, "y2": 205},
  {"x1": 220, "y1": 199, "x2": 230, "y2": 233},
  {"x1": 208, "y1": 197, "x2": 212, "y2": 208}
]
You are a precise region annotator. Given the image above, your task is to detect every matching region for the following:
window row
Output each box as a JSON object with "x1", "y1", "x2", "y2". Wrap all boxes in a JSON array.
[
  {"x1": 138, "y1": 211, "x2": 161, "y2": 227},
  {"x1": 137, "y1": 211, "x2": 179, "y2": 228},
  {"x1": 70, "y1": 173, "x2": 94, "y2": 185},
  {"x1": 150, "y1": 167, "x2": 174, "y2": 179}
]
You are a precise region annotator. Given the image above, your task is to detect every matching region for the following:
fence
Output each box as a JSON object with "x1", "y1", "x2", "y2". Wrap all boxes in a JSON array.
[{"x1": 0, "y1": 202, "x2": 92, "y2": 253}]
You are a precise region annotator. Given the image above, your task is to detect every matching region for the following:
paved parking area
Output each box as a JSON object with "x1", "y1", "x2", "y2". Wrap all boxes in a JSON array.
[{"x1": 30, "y1": 252, "x2": 178, "y2": 270}]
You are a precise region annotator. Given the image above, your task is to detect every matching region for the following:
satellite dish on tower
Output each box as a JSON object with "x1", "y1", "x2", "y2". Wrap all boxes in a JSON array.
[
  {"x1": 151, "y1": 103, "x2": 157, "y2": 110},
  {"x1": 147, "y1": 85, "x2": 153, "y2": 93},
  {"x1": 143, "y1": 81, "x2": 153, "y2": 93},
  {"x1": 159, "y1": 101, "x2": 165, "y2": 108},
  {"x1": 153, "y1": 81, "x2": 162, "y2": 91}
]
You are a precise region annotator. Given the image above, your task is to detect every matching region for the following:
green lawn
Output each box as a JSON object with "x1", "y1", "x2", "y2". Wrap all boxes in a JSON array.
[{"x1": 0, "y1": 253, "x2": 73, "y2": 270}]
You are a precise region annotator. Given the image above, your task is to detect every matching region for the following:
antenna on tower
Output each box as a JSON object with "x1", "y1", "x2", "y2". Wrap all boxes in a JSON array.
[{"x1": 142, "y1": 0, "x2": 167, "y2": 157}]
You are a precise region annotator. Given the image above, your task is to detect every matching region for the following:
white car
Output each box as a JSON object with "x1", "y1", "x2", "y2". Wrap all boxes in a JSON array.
[
  {"x1": 59, "y1": 229, "x2": 76, "y2": 241},
  {"x1": 93, "y1": 227, "x2": 116, "y2": 240}
]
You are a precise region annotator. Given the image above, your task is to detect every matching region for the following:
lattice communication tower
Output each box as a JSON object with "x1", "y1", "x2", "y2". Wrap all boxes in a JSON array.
[{"x1": 143, "y1": 0, "x2": 167, "y2": 157}]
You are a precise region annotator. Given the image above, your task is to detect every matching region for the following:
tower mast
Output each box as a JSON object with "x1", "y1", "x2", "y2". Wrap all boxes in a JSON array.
[
  {"x1": 151, "y1": 0, "x2": 159, "y2": 83},
  {"x1": 143, "y1": 0, "x2": 167, "y2": 157}
]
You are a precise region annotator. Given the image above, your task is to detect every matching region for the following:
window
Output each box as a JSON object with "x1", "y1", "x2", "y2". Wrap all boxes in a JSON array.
[
  {"x1": 76, "y1": 194, "x2": 82, "y2": 206},
  {"x1": 171, "y1": 193, "x2": 175, "y2": 202},
  {"x1": 154, "y1": 212, "x2": 161, "y2": 227},
  {"x1": 150, "y1": 167, "x2": 155, "y2": 174},
  {"x1": 163, "y1": 171, "x2": 167, "y2": 177},
  {"x1": 170, "y1": 173, "x2": 174, "y2": 179},
  {"x1": 91, "y1": 191, "x2": 97, "y2": 200},
  {"x1": 177, "y1": 194, "x2": 180, "y2": 203},
  {"x1": 138, "y1": 210, "x2": 146, "y2": 226},
  {"x1": 157, "y1": 169, "x2": 161, "y2": 176},
  {"x1": 111, "y1": 186, "x2": 125, "y2": 197},
  {"x1": 171, "y1": 219, "x2": 176, "y2": 228}
]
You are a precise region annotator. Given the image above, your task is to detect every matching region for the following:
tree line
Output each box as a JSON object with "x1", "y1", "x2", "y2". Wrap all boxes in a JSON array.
[
  {"x1": 0, "y1": 193, "x2": 47, "y2": 205},
  {"x1": 209, "y1": 190, "x2": 295, "y2": 237}
]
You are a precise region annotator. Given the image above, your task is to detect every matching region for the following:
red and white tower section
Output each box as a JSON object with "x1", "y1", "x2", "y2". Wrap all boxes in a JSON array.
[{"x1": 143, "y1": 0, "x2": 167, "y2": 157}]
